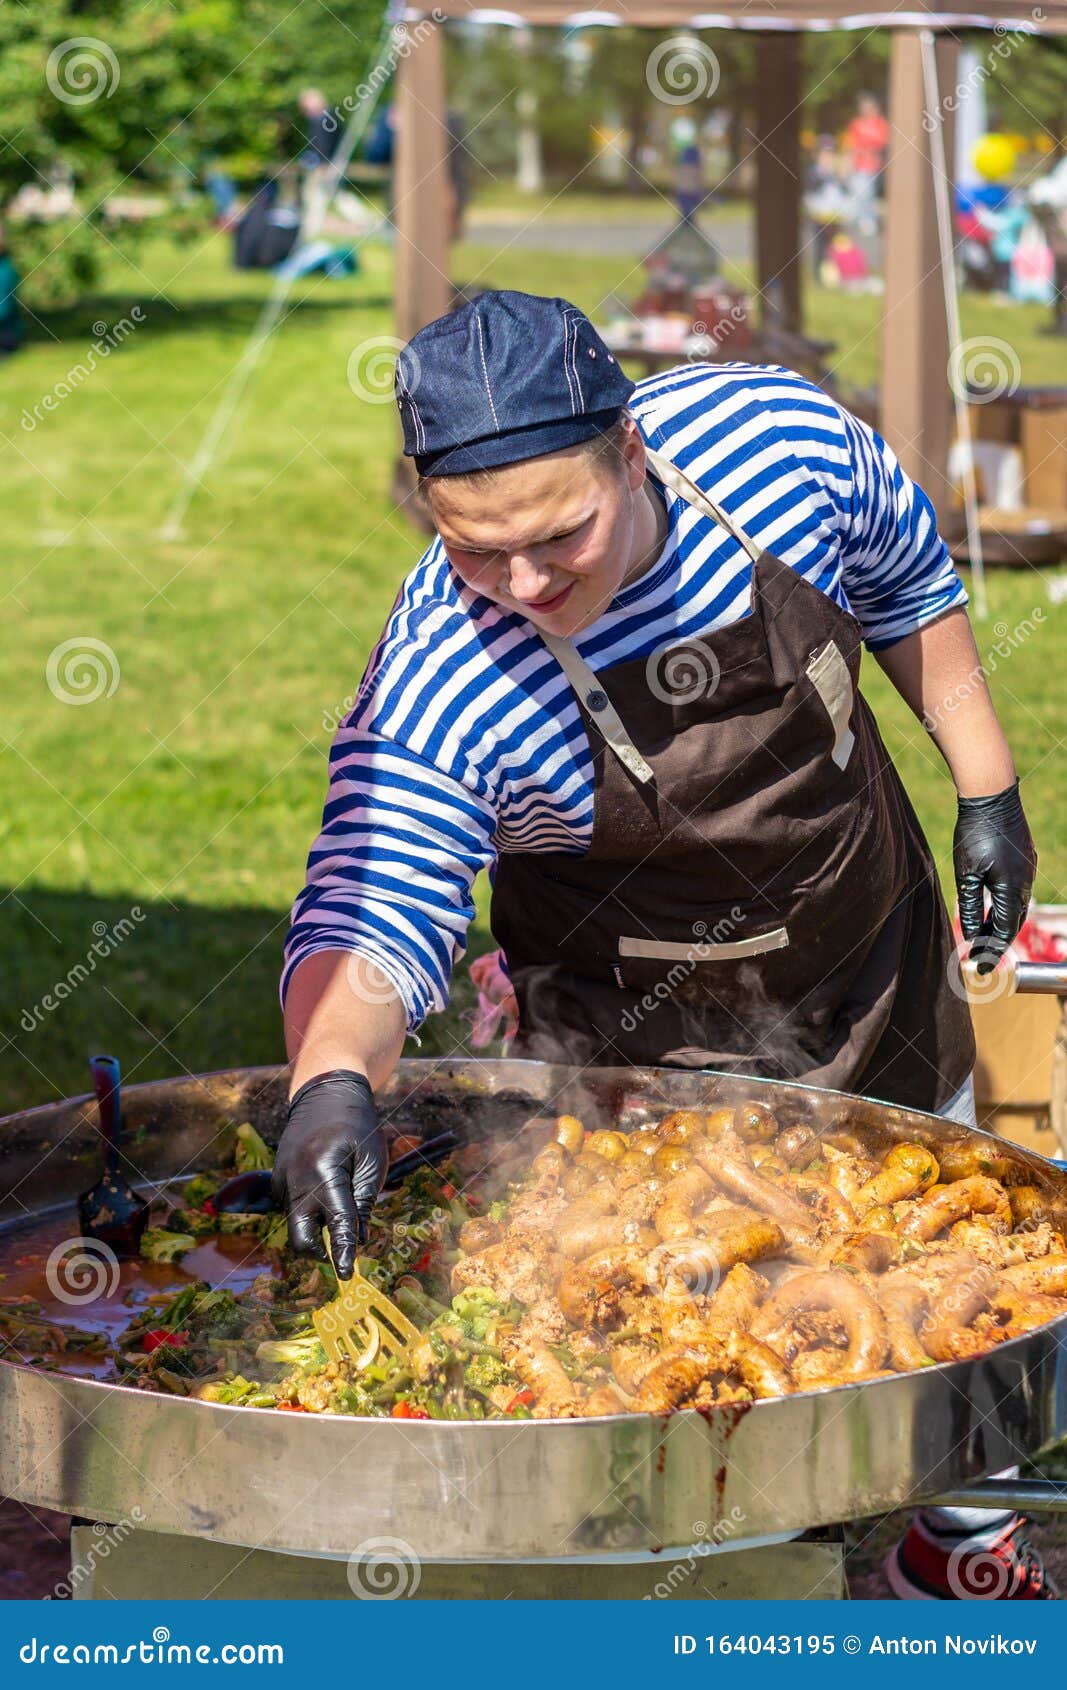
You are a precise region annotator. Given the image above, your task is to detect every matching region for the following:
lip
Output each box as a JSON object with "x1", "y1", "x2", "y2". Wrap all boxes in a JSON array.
[{"x1": 522, "y1": 582, "x2": 575, "y2": 616}]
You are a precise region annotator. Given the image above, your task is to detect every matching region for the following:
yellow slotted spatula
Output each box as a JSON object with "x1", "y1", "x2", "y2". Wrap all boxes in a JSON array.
[{"x1": 313, "y1": 1258, "x2": 434, "y2": 1377}]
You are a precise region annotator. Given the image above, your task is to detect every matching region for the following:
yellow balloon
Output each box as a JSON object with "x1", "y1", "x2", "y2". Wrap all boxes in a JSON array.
[{"x1": 972, "y1": 133, "x2": 1016, "y2": 182}]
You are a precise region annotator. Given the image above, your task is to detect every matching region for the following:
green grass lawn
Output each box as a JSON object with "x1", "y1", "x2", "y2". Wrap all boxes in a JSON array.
[{"x1": 1, "y1": 218, "x2": 1066, "y2": 1116}]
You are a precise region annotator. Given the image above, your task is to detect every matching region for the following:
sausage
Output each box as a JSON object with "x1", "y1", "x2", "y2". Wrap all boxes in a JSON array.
[
  {"x1": 654, "y1": 1166, "x2": 715, "y2": 1240},
  {"x1": 556, "y1": 1245, "x2": 648, "y2": 1329},
  {"x1": 898, "y1": 1176, "x2": 1012, "y2": 1242},
  {"x1": 998, "y1": 1255, "x2": 1067, "y2": 1298},
  {"x1": 785, "y1": 1174, "x2": 857, "y2": 1233},
  {"x1": 751, "y1": 1270, "x2": 889, "y2": 1382},
  {"x1": 557, "y1": 1214, "x2": 656, "y2": 1261},
  {"x1": 646, "y1": 1215, "x2": 783, "y2": 1297},
  {"x1": 829, "y1": 1229, "x2": 901, "y2": 1275},
  {"x1": 693, "y1": 1135, "x2": 817, "y2": 1241},
  {"x1": 920, "y1": 1266, "x2": 999, "y2": 1362},
  {"x1": 508, "y1": 1342, "x2": 579, "y2": 1417},
  {"x1": 879, "y1": 1274, "x2": 931, "y2": 1371}
]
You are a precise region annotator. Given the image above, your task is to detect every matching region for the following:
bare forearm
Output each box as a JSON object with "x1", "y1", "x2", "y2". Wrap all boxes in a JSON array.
[
  {"x1": 874, "y1": 608, "x2": 1017, "y2": 798},
  {"x1": 283, "y1": 950, "x2": 406, "y2": 1096}
]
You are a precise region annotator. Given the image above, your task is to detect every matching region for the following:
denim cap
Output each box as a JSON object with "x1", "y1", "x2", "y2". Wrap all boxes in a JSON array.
[{"x1": 395, "y1": 290, "x2": 636, "y2": 477}]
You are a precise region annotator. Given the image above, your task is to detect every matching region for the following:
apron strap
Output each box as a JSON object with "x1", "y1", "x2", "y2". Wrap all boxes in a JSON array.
[
  {"x1": 642, "y1": 443, "x2": 764, "y2": 565},
  {"x1": 539, "y1": 441, "x2": 761, "y2": 785},
  {"x1": 539, "y1": 631, "x2": 655, "y2": 785}
]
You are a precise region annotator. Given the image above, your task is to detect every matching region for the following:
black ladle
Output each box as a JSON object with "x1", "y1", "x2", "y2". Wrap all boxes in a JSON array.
[
  {"x1": 77, "y1": 1054, "x2": 150, "y2": 1255},
  {"x1": 210, "y1": 1130, "x2": 461, "y2": 1215}
]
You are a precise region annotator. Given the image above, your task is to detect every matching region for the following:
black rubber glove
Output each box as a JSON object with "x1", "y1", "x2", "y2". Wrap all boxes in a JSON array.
[
  {"x1": 271, "y1": 1070, "x2": 387, "y2": 1278},
  {"x1": 952, "y1": 780, "x2": 1036, "y2": 975}
]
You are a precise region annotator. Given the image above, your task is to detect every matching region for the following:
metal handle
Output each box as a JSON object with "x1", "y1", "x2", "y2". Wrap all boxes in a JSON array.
[
  {"x1": 961, "y1": 958, "x2": 1067, "y2": 998},
  {"x1": 927, "y1": 1479, "x2": 1067, "y2": 1514},
  {"x1": 1014, "y1": 961, "x2": 1067, "y2": 997}
]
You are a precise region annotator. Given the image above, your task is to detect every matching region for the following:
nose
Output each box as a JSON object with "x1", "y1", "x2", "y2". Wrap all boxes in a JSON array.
[{"x1": 505, "y1": 553, "x2": 554, "y2": 604}]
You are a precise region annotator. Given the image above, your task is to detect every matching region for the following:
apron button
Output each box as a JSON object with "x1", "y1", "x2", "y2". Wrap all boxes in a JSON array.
[{"x1": 586, "y1": 689, "x2": 608, "y2": 712}]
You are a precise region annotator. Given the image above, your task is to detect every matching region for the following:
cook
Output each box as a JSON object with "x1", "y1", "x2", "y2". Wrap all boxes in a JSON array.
[{"x1": 275, "y1": 287, "x2": 1034, "y2": 1268}]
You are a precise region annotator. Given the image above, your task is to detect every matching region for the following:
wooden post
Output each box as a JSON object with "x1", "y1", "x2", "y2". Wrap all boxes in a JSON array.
[
  {"x1": 754, "y1": 32, "x2": 803, "y2": 334},
  {"x1": 393, "y1": 16, "x2": 453, "y2": 523},
  {"x1": 881, "y1": 30, "x2": 959, "y2": 527}
]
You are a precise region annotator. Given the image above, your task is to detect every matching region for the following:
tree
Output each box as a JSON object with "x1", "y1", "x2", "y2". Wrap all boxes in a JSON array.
[{"x1": 0, "y1": 1, "x2": 388, "y2": 304}]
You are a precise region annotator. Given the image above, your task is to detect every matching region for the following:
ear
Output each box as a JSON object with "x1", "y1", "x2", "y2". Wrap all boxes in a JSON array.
[{"x1": 622, "y1": 418, "x2": 647, "y2": 492}]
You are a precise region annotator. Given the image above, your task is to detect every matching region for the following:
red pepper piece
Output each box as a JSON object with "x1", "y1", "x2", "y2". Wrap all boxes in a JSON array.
[
  {"x1": 507, "y1": 1389, "x2": 534, "y2": 1412},
  {"x1": 142, "y1": 1329, "x2": 187, "y2": 1354},
  {"x1": 392, "y1": 1399, "x2": 430, "y2": 1419}
]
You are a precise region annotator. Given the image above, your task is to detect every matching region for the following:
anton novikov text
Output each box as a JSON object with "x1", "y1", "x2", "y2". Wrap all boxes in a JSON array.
[{"x1": 868, "y1": 1635, "x2": 1037, "y2": 1655}]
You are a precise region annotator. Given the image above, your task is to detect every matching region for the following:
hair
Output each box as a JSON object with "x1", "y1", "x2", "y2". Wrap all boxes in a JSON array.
[{"x1": 420, "y1": 411, "x2": 634, "y2": 493}]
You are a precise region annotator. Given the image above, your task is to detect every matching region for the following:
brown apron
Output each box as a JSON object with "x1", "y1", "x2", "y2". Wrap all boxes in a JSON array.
[{"x1": 490, "y1": 443, "x2": 975, "y2": 1113}]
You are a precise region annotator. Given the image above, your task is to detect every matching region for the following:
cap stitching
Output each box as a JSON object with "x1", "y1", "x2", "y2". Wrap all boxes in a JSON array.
[
  {"x1": 568, "y1": 313, "x2": 584, "y2": 413},
  {"x1": 560, "y1": 309, "x2": 580, "y2": 415},
  {"x1": 396, "y1": 363, "x2": 425, "y2": 451},
  {"x1": 474, "y1": 316, "x2": 501, "y2": 432}
]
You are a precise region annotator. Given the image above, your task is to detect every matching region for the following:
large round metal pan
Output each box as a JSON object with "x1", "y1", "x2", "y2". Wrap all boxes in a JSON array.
[{"x1": 0, "y1": 1061, "x2": 1064, "y2": 1560}]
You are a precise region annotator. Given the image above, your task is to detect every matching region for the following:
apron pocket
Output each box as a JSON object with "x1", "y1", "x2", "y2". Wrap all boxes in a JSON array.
[
  {"x1": 615, "y1": 922, "x2": 791, "y2": 1005},
  {"x1": 619, "y1": 928, "x2": 789, "y2": 963},
  {"x1": 806, "y1": 639, "x2": 856, "y2": 770}
]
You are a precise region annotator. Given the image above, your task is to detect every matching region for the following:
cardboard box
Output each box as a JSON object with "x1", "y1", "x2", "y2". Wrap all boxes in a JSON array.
[{"x1": 1022, "y1": 406, "x2": 1067, "y2": 508}]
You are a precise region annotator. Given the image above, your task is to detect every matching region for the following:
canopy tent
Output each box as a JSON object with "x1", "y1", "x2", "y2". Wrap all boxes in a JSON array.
[{"x1": 394, "y1": 1, "x2": 1067, "y2": 590}]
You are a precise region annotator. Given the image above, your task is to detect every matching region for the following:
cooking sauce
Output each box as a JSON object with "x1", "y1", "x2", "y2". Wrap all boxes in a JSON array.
[{"x1": 0, "y1": 1200, "x2": 276, "y2": 1379}]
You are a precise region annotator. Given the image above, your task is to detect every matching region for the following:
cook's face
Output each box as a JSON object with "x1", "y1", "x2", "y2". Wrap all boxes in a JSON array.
[{"x1": 427, "y1": 430, "x2": 646, "y2": 636}]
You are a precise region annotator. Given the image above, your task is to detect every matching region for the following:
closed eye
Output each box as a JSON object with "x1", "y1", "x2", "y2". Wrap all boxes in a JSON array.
[{"x1": 454, "y1": 515, "x2": 593, "y2": 559}]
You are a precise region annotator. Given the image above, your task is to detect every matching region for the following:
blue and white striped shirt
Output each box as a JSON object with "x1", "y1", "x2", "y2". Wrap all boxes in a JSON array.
[{"x1": 283, "y1": 361, "x2": 967, "y2": 1029}]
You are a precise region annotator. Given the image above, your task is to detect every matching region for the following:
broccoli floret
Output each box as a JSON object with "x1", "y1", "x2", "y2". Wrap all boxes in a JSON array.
[
  {"x1": 164, "y1": 1206, "x2": 218, "y2": 1239},
  {"x1": 140, "y1": 1228, "x2": 197, "y2": 1263},
  {"x1": 234, "y1": 1122, "x2": 274, "y2": 1173},
  {"x1": 183, "y1": 1172, "x2": 221, "y2": 1209},
  {"x1": 464, "y1": 1353, "x2": 511, "y2": 1390}
]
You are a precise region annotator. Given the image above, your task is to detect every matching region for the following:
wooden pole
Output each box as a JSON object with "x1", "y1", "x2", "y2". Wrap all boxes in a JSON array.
[
  {"x1": 754, "y1": 32, "x2": 803, "y2": 334},
  {"x1": 393, "y1": 18, "x2": 452, "y2": 521},
  {"x1": 881, "y1": 29, "x2": 959, "y2": 528}
]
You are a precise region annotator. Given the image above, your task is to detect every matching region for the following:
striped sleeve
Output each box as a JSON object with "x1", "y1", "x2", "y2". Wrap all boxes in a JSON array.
[
  {"x1": 833, "y1": 405, "x2": 968, "y2": 649},
  {"x1": 281, "y1": 721, "x2": 498, "y2": 1031}
]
